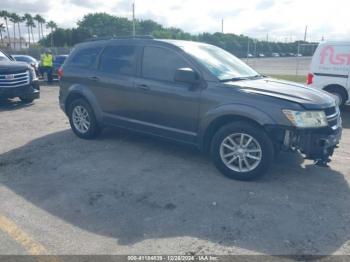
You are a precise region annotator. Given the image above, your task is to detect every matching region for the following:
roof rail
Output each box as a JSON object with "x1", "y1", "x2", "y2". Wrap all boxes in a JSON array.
[
  {"x1": 116, "y1": 35, "x2": 154, "y2": 39},
  {"x1": 84, "y1": 35, "x2": 154, "y2": 42}
]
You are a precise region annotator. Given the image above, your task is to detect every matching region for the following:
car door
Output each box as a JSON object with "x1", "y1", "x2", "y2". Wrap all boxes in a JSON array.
[
  {"x1": 92, "y1": 44, "x2": 141, "y2": 120},
  {"x1": 129, "y1": 45, "x2": 202, "y2": 143}
]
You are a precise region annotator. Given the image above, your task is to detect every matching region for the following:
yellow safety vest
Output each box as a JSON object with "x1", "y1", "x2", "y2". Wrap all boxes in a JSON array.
[{"x1": 41, "y1": 54, "x2": 53, "y2": 67}]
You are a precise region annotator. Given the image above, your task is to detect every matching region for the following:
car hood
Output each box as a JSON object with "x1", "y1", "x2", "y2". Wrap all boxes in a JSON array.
[
  {"x1": 0, "y1": 61, "x2": 29, "y2": 73},
  {"x1": 224, "y1": 78, "x2": 336, "y2": 110}
]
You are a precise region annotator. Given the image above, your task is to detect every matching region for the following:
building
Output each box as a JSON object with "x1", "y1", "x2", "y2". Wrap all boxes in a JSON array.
[{"x1": 0, "y1": 36, "x2": 29, "y2": 51}]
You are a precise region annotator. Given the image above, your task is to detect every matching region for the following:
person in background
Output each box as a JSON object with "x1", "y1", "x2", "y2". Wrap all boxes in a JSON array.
[{"x1": 40, "y1": 49, "x2": 53, "y2": 83}]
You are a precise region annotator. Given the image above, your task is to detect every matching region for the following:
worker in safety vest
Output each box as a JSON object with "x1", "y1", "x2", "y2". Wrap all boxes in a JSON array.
[{"x1": 40, "y1": 49, "x2": 53, "y2": 83}]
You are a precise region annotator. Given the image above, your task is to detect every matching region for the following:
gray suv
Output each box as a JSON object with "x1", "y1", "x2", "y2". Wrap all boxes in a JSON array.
[{"x1": 59, "y1": 36, "x2": 342, "y2": 181}]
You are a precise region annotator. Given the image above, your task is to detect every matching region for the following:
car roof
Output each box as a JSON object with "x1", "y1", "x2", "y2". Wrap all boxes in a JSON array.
[{"x1": 78, "y1": 37, "x2": 213, "y2": 50}]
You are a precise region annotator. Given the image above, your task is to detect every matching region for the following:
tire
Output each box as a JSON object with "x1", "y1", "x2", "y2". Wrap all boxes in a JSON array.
[
  {"x1": 325, "y1": 88, "x2": 347, "y2": 108},
  {"x1": 210, "y1": 121, "x2": 274, "y2": 181},
  {"x1": 20, "y1": 97, "x2": 34, "y2": 103},
  {"x1": 68, "y1": 98, "x2": 101, "y2": 139}
]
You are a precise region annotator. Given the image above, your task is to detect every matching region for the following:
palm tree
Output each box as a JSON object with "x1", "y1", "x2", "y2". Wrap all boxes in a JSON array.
[
  {"x1": 23, "y1": 13, "x2": 33, "y2": 46},
  {"x1": 0, "y1": 23, "x2": 5, "y2": 46},
  {"x1": 0, "y1": 11, "x2": 11, "y2": 48},
  {"x1": 17, "y1": 16, "x2": 25, "y2": 49},
  {"x1": 30, "y1": 22, "x2": 36, "y2": 44},
  {"x1": 40, "y1": 16, "x2": 46, "y2": 39},
  {"x1": 46, "y1": 21, "x2": 57, "y2": 47},
  {"x1": 34, "y1": 14, "x2": 45, "y2": 41},
  {"x1": 9, "y1": 13, "x2": 21, "y2": 49}
]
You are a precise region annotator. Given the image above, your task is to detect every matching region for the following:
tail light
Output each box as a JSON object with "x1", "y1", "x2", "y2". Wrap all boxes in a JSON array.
[
  {"x1": 57, "y1": 67, "x2": 63, "y2": 80},
  {"x1": 306, "y1": 73, "x2": 313, "y2": 85}
]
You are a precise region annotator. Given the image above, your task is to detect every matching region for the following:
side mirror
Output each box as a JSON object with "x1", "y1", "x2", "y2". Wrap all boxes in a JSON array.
[{"x1": 174, "y1": 68, "x2": 200, "y2": 85}]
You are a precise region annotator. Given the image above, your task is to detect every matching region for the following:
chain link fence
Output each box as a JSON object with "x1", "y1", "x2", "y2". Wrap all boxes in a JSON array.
[{"x1": 2, "y1": 47, "x2": 72, "y2": 60}]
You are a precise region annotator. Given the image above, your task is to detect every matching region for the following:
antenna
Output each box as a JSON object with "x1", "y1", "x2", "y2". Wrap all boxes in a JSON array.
[{"x1": 304, "y1": 25, "x2": 308, "y2": 42}]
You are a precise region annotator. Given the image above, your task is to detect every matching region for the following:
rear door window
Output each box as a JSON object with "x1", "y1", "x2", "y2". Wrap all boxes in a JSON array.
[
  {"x1": 69, "y1": 47, "x2": 101, "y2": 68},
  {"x1": 142, "y1": 46, "x2": 189, "y2": 82},
  {"x1": 99, "y1": 45, "x2": 138, "y2": 76}
]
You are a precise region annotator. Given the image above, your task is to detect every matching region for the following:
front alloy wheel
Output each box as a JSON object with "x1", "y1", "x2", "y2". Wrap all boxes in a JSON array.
[
  {"x1": 211, "y1": 122, "x2": 274, "y2": 181},
  {"x1": 220, "y1": 133, "x2": 262, "y2": 173}
]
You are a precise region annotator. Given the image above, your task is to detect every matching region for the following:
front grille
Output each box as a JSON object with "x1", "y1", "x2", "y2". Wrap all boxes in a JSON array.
[
  {"x1": 324, "y1": 106, "x2": 340, "y2": 130},
  {"x1": 324, "y1": 107, "x2": 336, "y2": 116},
  {"x1": 0, "y1": 71, "x2": 30, "y2": 88}
]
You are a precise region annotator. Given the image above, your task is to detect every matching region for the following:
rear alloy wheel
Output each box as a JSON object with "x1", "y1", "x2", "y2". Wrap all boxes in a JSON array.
[
  {"x1": 211, "y1": 122, "x2": 274, "y2": 181},
  {"x1": 68, "y1": 99, "x2": 101, "y2": 139}
]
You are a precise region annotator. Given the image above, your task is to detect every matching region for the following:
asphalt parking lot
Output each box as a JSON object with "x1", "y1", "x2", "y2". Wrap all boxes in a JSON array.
[
  {"x1": 245, "y1": 57, "x2": 311, "y2": 76},
  {"x1": 0, "y1": 85, "x2": 350, "y2": 256}
]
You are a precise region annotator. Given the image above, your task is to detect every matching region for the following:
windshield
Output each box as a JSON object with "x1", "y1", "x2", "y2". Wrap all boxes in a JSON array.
[
  {"x1": 180, "y1": 43, "x2": 259, "y2": 81},
  {"x1": 54, "y1": 56, "x2": 67, "y2": 63},
  {"x1": 14, "y1": 56, "x2": 36, "y2": 63},
  {"x1": 0, "y1": 50, "x2": 10, "y2": 62}
]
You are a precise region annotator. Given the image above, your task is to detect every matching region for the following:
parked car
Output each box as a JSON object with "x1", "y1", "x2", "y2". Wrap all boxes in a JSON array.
[
  {"x1": 307, "y1": 41, "x2": 350, "y2": 107},
  {"x1": 59, "y1": 37, "x2": 341, "y2": 181},
  {"x1": 271, "y1": 53, "x2": 280, "y2": 57},
  {"x1": 52, "y1": 55, "x2": 68, "y2": 79},
  {"x1": 12, "y1": 55, "x2": 40, "y2": 76},
  {"x1": 0, "y1": 49, "x2": 40, "y2": 103},
  {"x1": 247, "y1": 53, "x2": 254, "y2": 58},
  {"x1": 258, "y1": 53, "x2": 265, "y2": 58}
]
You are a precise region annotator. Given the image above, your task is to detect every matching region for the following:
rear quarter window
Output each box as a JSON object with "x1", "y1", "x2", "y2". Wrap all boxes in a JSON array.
[
  {"x1": 99, "y1": 45, "x2": 138, "y2": 76},
  {"x1": 68, "y1": 47, "x2": 102, "y2": 68}
]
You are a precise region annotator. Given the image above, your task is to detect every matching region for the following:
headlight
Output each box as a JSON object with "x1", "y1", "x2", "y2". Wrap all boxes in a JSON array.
[
  {"x1": 282, "y1": 110, "x2": 328, "y2": 128},
  {"x1": 29, "y1": 66, "x2": 37, "y2": 80}
]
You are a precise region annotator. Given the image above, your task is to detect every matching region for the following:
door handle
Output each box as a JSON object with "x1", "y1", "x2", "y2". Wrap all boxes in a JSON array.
[
  {"x1": 88, "y1": 76, "x2": 100, "y2": 81},
  {"x1": 136, "y1": 84, "x2": 150, "y2": 90}
]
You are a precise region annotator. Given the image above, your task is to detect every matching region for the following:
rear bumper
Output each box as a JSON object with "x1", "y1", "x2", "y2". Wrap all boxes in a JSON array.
[{"x1": 0, "y1": 80, "x2": 40, "y2": 100}]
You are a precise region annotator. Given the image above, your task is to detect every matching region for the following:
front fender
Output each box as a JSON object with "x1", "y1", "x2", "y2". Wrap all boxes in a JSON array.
[
  {"x1": 198, "y1": 103, "x2": 278, "y2": 147},
  {"x1": 66, "y1": 84, "x2": 103, "y2": 123}
]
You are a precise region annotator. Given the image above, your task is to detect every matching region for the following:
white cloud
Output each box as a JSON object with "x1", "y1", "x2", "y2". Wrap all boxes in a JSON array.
[{"x1": 1, "y1": 0, "x2": 349, "y2": 42}]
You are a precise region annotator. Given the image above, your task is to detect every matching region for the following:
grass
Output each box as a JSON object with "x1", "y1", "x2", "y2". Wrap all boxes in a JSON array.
[{"x1": 269, "y1": 75, "x2": 306, "y2": 83}]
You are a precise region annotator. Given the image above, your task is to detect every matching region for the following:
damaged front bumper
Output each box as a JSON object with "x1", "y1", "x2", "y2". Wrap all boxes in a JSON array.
[{"x1": 282, "y1": 119, "x2": 342, "y2": 165}]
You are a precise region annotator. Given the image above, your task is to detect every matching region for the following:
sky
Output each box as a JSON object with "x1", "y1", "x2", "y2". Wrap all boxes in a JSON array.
[{"x1": 1, "y1": 0, "x2": 349, "y2": 42}]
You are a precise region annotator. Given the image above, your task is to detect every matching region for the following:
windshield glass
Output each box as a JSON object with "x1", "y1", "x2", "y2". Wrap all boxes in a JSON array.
[
  {"x1": 0, "y1": 50, "x2": 10, "y2": 62},
  {"x1": 180, "y1": 43, "x2": 258, "y2": 81},
  {"x1": 14, "y1": 56, "x2": 36, "y2": 63},
  {"x1": 54, "y1": 56, "x2": 67, "y2": 63}
]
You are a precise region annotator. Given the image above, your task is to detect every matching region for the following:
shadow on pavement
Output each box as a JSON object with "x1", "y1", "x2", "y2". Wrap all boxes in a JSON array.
[
  {"x1": 0, "y1": 99, "x2": 34, "y2": 112},
  {"x1": 0, "y1": 127, "x2": 349, "y2": 255}
]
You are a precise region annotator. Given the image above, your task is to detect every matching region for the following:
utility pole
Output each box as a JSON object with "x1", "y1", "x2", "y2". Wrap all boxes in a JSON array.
[
  {"x1": 221, "y1": 19, "x2": 224, "y2": 33},
  {"x1": 132, "y1": 1, "x2": 136, "y2": 37},
  {"x1": 304, "y1": 25, "x2": 308, "y2": 42},
  {"x1": 247, "y1": 39, "x2": 250, "y2": 60}
]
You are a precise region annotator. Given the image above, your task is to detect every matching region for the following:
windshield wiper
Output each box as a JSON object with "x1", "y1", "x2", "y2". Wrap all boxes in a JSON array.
[{"x1": 219, "y1": 77, "x2": 250, "y2": 82}]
